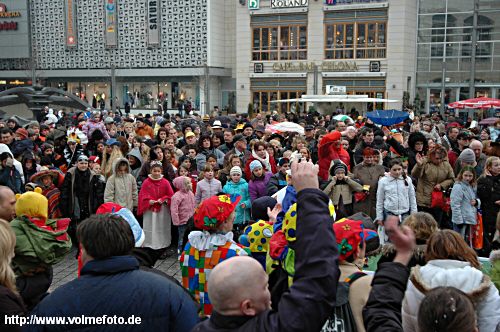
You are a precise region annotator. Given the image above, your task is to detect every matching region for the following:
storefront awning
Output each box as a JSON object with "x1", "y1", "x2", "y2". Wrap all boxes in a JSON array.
[{"x1": 270, "y1": 94, "x2": 399, "y2": 103}]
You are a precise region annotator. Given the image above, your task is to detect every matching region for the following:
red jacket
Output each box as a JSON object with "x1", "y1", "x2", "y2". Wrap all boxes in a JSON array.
[{"x1": 318, "y1": 131, "x2": 350, "y2": 181}]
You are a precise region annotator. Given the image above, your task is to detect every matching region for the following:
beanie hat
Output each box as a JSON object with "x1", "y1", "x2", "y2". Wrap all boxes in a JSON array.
[
  {"x1": 15, "y1": 128, "x2": 28, "y2": 139},
  {"x1": 249, "y1": 160, "x2": 263, "y2": 173},
  {"x1": 230, "y1": 166, "x2": 242, "y2": 176},
  {"x1": 15, "y1": 188, "x2": 48, "y2": 220},
  {"x1": 251, "y1": 196, "x2": 277, "y2": 221},
  {"x1": 458, "y1": 148, "x2": 476, "y2": 164},
  {"x1": 243, "y1": 123, "x2": 254, "y2": 131},
  {"x1": 329, "y1": 160, "x2": 348, "y2": 177}
]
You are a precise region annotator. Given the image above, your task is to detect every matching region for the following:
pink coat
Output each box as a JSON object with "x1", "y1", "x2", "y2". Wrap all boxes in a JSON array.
[{"x1": 170, "y1": 176, "x2": 196, "y2": 226}]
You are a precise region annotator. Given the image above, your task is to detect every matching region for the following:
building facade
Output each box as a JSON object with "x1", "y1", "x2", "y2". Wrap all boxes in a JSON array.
[
  {"x1": 0, "y1": 0, "x2": 236, "y2": 114},
  {"x1": 236, "y1": 0, "x2": 417, "y2": 115},
  {"x1": 416, "y1": 0, "x2": 500, "y2": 114}
]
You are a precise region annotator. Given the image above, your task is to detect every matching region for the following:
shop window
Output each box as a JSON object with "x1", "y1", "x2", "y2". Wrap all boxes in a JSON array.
[
  {"x1": 325, "y1": 22, "x2": 386, "y2": 59},
  {"x1": 252, "y1": 90, "x2": 305, "y2": 113},
  {"x1": 252, "y1": 25, "x2": 307, "y2": 61}
]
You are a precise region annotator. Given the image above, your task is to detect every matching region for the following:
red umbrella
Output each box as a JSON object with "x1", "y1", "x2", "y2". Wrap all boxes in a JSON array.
[{"x1": 448, "y1": 97, "x2": 500, "y2": 109}]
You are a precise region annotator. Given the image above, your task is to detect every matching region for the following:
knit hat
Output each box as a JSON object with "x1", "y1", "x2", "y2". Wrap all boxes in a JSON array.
[
  {"x1": 77, "y1": 155, "x2": 89, "y2": 163},
  {"x1": 333, "y1": 219, "x2": 364, "y2": 261},
  {"x1": 194, "y1": 194, "x2": 241, "y2": 231},
  {"x1": 249, "y1": 160, "x2": 263, "y2": 172},
  {"x1": 15, "y1": 128, "x2": 28, "y2": 139},
  {"x1": 251, "y1": 196, "x2": 277, "y2": 221},
  {"x1": 230, "y1": 166, "x2": 242, "y2": 176},
  {"x1": 243, "y1": 123, "x2": 254, "y2": 131},
  {"x1": 15, "y1": 187, "x2": 48, "y2": 220},
  {"x1": 329, "y1": 160, "x2": 348, "y2": 177},
  {"x1": 458, "y1": 148, "x2": 476, "y2": 164},
  {"x1": 278, "y1": 157, "x2": 290, "y2": 167}
]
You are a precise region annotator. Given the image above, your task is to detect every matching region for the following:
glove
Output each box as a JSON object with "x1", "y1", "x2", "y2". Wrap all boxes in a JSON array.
[{"x1": 5, "y1": 158, "x2": 13, "y2": 167}]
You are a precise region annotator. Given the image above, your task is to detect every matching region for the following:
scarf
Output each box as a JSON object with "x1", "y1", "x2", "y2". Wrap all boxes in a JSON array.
[{"x1": 252, "y1": 150, "x2": 272, "y2": 172}]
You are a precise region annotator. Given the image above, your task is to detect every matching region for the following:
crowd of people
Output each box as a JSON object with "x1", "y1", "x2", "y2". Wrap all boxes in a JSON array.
[{"x1": 0, "y1": 106, "x2": 499, "y2": 331}]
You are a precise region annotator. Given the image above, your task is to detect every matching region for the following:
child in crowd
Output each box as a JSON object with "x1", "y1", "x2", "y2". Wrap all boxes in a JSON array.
[
  {"x1": 323, "y1": 160, "x2": 363, "y2": 220},
  {"x1": 195, "y1": 164, "x2": 222, "y2": 205},
  {"x1": 104, "y1": 158, "x2": 138, "y2": 211},
  {"x1": 138, "y1": 161, "x2": 174, "y2": 257},
  {"x1": 222, "y1": 166, "x2": 251, "y2": 232},
  {"x1": 170, "y1": 176, "x2": 196, "y2": 254},
  {"x1": 376, "y1": 159, "x2": 418, "y2": 244},
  {"x1": 248, "y1": 160, "x2": 272, "y2": 202},
  {"x1": 450, "y1": 166, "x2": 479, "y2": 241},
  {"x1": 178, "y1": 163, "x2": 197, "y2": 194}
]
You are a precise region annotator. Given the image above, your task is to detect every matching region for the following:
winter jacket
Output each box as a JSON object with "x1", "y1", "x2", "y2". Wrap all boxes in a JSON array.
[
  {"x1": 402, "y1": 259, "x2": 500, "y2": 332},
  {"x1": 195, "y1": 178, "x2": 222, "y2": 205},
  {"x1": 27, "y1": 256, "x2": 198, "y2": 332},
  {"x1": 411, "y1": 159, "x2": 454, "y2": 208},
  {"x1": 126, "y1": 148, "x2": 143, "y2": 180},
  {"x1": 11, "y1": 139, "x2": 34, "y2": 159},
  {"x1": 363, "y1": 262, "x2": 410, "y2": 332},
  {"x1": 0, "y1": 144, "x2": 24, "y2": 184},
  {"x1": 170, "y1": 177, "x2": 196, "y2": 226},
  {"x1": 59, "y1": 167, "x2": 104, "y2": 219},
  {"x1": 323, "y1": 176, "x2": 363, "y2": 205},
  {"x1": 266, "y1": 171, "x2": 288, "y2": 197},
  {"x1": 376, "y1": 175, "x2": 417, "y2": 221},
  {"x1": 450, "y1": 181, "x2": 479, "y2": 226},
  {"x1": 352, "y1": 163, "x2": 386, "y2": 219},
  {"x1": 477, "y1": 175, "x2": 500, "y2": 240},
  {"x1": 223, "y1": 178, "x2": 251, "y2": 225},
  {"x1": 104, "y1": 158, "x2": 138, "y2": 211},
  {"x1": 0, "y1": 285, "x2": 27, "y2": 332},
  {"x1": 82, "y1": 119, "x2": 109, "y2": 141},
  {"x1": 195, "y1": 148, "x2": 225, "y2": 172},
  {"x1": 192, "y1": 189, "x2": 340, "y2": 332},
  {"x1": 0, "y1": 163, "x2": 23, "y2": 194},
  {"x1": 249, "y1": 172, "x2": 272, "y2": 202}
]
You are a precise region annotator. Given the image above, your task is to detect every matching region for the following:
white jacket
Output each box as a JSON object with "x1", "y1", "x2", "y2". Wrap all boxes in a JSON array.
[
  {"x1": 375, "y1": 175, "x2": 417, "y2": 221},
  {"x1": 403, "y1": 260, "x2": 500, "y2": 332}
]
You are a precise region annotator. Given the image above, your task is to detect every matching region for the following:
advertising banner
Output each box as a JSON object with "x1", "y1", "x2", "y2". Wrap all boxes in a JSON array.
[{"x1": 105, "y1": 0, "x2": 117, "y2": 48}]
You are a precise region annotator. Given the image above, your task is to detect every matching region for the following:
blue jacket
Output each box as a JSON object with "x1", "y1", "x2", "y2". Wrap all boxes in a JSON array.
[
  {"x1": 450, "y1": 181, "x2": 480, "y2": 225},
  {"x1": 223, "y1": 179, "x2": 251, "y2": 225},
  {"x1": 27, "y1": 256, "x2": 198, "y2": 331}
]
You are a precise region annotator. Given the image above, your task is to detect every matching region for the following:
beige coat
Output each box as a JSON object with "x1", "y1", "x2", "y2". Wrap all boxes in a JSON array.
[
  {"x1": 411, "y1": 159, "x2": 454, "y2": 208},
  {"x1": 339, "y1": 263, "x2": 373, "y2": 332},
  {"x1": 104, "y1": 158, "x2": 138, "y2": 210},
  {"x1": 323, "y1": 176, "x2": 363, "y2": 205}
]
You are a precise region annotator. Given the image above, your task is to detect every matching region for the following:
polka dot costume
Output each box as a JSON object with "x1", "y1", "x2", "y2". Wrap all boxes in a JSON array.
[{"x1": 242, "y1": 221, "x2": 273, "y2": 253}]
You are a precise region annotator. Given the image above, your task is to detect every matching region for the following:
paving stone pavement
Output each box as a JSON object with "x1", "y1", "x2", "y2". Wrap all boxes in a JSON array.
[{"x1": 49, "y1": 248, "x2": 182, "y2": 292}]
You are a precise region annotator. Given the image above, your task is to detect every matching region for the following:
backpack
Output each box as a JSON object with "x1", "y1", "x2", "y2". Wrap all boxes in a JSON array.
[{"x1": 322, "y1": 271, "x2": 367, "y2": 332}]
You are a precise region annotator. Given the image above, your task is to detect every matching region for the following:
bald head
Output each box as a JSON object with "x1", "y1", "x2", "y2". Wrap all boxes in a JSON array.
[
  {"x1": 208, "y1": 256, "x2": 271, "y2": 316},
  {"x1": 470, "y1": 140, "x2": 482, "y2": 159},
  {"x1": 0, "y1": 186, "x2": 16, "y2": 221}
]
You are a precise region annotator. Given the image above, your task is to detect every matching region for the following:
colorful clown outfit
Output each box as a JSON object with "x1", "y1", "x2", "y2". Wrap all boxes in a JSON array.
[{"x1": 179, "y1": 194, "x2": 249, "y2": 316}]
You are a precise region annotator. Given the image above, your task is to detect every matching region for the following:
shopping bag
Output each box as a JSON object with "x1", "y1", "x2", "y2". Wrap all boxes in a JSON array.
[
  {"x1": 471, "y1": 211, "x2": 483, "y2": 250},
  {"x1": 430, "y1": 190, "x2": 445, "y2": 209}
]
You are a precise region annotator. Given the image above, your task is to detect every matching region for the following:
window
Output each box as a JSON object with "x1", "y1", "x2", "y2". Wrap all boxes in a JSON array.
[
  {"x1": 325, "y1": 22, "x2": 386, "y2": 59},
  {"x1": 252, "y1": 25, "x2": 307, "y2": 61},
  {"x1": 252, "y1": 90, "x2": 305, "y2": 113}
]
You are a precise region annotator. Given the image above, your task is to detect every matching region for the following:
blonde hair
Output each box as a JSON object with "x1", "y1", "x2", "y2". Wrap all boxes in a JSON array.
[
  {"x1": 0, "y1": 219, "x2": 18, "y2": 294},
  {"x1": 483, "y1": 156, "x2": 500, "y2": 176},
  {"x1": 403, "y1": 212, "x2": 438, "y2": 242},
  {"x1": 102, "y1": 146, "x2": 124, "y2": 179}
]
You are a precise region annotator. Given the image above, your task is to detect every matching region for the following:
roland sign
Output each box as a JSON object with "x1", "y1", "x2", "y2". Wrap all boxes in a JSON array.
[{"x1": 271, "y1": 0, "x2": 308, "y2": 9}]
